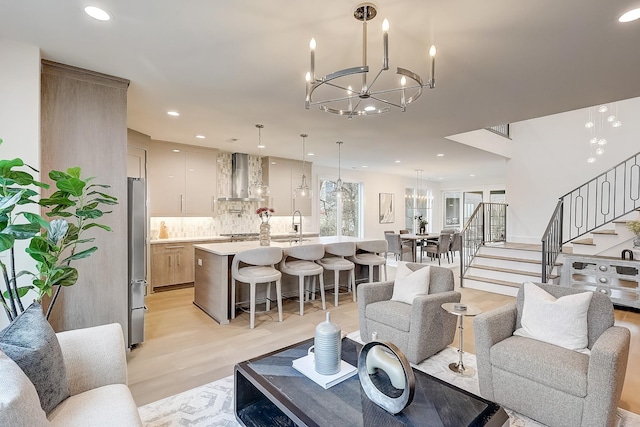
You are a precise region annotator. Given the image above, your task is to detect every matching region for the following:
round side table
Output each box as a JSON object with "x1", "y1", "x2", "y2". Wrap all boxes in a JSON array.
[{"x1": 441, "y1": 302, "x2": 482, "y2": 377}]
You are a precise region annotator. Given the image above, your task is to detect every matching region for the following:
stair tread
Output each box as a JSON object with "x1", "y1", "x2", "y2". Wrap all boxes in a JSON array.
[
  {"x1": 487, "y1": 243, "x2": 543, "y2": 252},
  {"x1": 469, "y1": 264, "x2": 557, "y2": 279},
  {"x1": 475, "y1": 253, "x2": 562, "y2": 266},
  {"x1": 592, "y1": 229, "x2": 617, "y2": 235},
  {"x1": 465, "y1": 275, "x2": 522, "y2": 288},
  {"x1": 572, "y1": 238, "x2": 595, "y2": 246}
]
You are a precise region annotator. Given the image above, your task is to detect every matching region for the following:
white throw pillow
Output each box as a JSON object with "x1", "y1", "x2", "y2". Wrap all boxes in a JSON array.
[
  {"x1": 514, "y1": 282, "x2": 592, "y2": 353},
  {"x1": 0, "y1": 350, "x2": 49, "y2": 426},
  {"x1": 390, "y1": 262, "x2": 431, "y2": 305}
]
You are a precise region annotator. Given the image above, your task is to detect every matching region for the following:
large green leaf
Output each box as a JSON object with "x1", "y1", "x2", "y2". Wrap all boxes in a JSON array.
[
  {"x1": 0, "y1": 158, "x2": 24, "y2": 175},
  {"x1": 39, "y1": 196, "x2": 75, "y2": 207},
  {"x1": 0, "y1": 233, "x2": 15, "y2": 252},
  {"x1": 66, "y1": 167, "x2": 81, "y2": 179},
  {"x1": 51, "y1": 266, "x2": 78, "y2": 287},
  {"x1": 0, "y1": 191, "x2": 23, "y2": 211},
  {"x1": 56, "y1": 177, "x2": 85, "y2": 197},
  {"x1": 45, "y1": 211, "x2": 73, "y2": 218},
  {"x1": 88, "y1": 191, "x2": 117, "y2": 201},
  {"x1": 62, "y1": 246, "x2": 97, "y2": 263},
  {"x1": 87, "y1": 184, "x2": 111, "y2": 189},
  {"x1": 6, "y1": 170, "x2": 36, "y2": 186},
  {"x1": 76, "y1": 208, "x2": 103, "y2": 219},
  {"x1": 89, "y1": 197, "x2": 119, "y2": 206},
  {"x1": 26, "y1": 237, "x2": 55, "y2": 264},
  {"x1": 4, "y1": 223, "x2": 41, "y2": 239},
  {"x1": 49, "y1": 170, "x2": 71, "y2": 181},
  {"x1": 2, "y1": 286, "x2": 32, "y2": 299},
  {"x1": 81, "y1": 223, "x2": 112, "y2": 232},
  {"x1": 23, "y1": 212, "x2": 50, "y2": 230}
]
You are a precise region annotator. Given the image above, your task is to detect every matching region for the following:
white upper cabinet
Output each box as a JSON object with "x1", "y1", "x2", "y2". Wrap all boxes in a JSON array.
[{"x1": 262, "y1": 157, "x2": 312, "y2": 216}]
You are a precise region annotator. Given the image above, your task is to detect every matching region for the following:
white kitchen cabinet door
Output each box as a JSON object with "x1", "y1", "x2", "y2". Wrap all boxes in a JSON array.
[
  {"x1": 185, "y1": 151, "x2": 217, "y2": 214},
  {"x1": 148, "y1": 145, "x2": 186, "y2": 215}
]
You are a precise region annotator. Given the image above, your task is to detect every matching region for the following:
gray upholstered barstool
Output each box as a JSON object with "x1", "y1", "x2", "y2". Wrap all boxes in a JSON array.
[
  {"x1": 349, "y1": 239, "x2": 388, "y2": 284},
  {"x1": 279, "y1": 244, "x2": 326, "y2": 316},
  {"x1": 231, "y1": 247, "x2": 283, "y2": 329},
  {"x1": 316, "y1": 241, "x2": 356, "y2": 306}
]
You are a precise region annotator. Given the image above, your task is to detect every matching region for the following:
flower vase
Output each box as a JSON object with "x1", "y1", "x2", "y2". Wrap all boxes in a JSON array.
[
  {"x1": 259, "y1": 222, "x2": 271, "y2": 246},
  {"x1": 419, "y1": 225, "x2": 426, "y2": 234}
]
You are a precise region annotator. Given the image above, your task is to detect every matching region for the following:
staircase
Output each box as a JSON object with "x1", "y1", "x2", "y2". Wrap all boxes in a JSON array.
[
  {"x1": 571, "y1": 212, "x2": 639, "y2": 256},
  {"x1": 463, "y1": 243, "x2": 561, "y2": 296}
]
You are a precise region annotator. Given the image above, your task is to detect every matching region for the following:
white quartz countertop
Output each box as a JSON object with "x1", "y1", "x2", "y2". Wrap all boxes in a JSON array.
[
  {"x1": 150, "y1": 232, "x2": 318, "y2": 245},
  {"x1": 194, "y1": 236, "x2": 367, "y2": 256},
  {"x1": 150, "y1": 236, "x2": 230, "y2": 244}
]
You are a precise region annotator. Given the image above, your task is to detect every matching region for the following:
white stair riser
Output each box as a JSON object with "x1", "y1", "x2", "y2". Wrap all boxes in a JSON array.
[
  {"x1": 476, "y1": 246, "x2": 542, "y2": 261},
  {"x1": 466, "y1": 267, "x2": 541, "y2": 284},
  {"x1": 461, "y1": 279, "x2": 519, "y2": 297},
  {"x1": 570, "y1": 244, "x2": 599, "y2": 256},
  {"x1": 472, "y1": 256, "x2": 543, "y2": 274}
]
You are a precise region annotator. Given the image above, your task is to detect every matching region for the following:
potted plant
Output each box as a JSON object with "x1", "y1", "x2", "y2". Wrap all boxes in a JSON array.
[
  {"x1": 627, "y1": 220, "x2": 640, "y2": 248},
  {"x1": 0, "y1": 138, "x2": 117, "y2": 322}
]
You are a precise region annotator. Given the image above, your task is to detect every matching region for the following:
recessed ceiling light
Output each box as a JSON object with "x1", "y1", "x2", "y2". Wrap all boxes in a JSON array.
[
  {"x1": 308, "y1": 152, "x2": 314, "y2": 156},
  {"x1": 362, "y1": 165, "x2": 368, "y2": 168},
  {"x1": 196, "y1": 135, "x2": 205, "y2": 139},
  {"x1": 84, "y1": 6, "x2": 110, "y2": 21},
  {"x1": 619, "y1": 8, "x2": 640, "y2": 22},
  {"x1": 364, "y1": 106, "x2": 376, "y2": 112},
  {"x1": 394, "y1": 160, "x2": 401, "y2": 163},
  {"x1": 257, "y1": 144, "x2": 266, "y2": 149},
  {"x1": 172, "y1": 149, "x2": 180, "y2": 153},
  {"x1": 438, "y1": 177, "x2": 444, "y2": 180},
  {"x1": 470, "y1": 174, "x2": 475, "y2": 177},
  {"x1": 167, "y1": 111, "x2": 180, "y2": 116},
  {"x1": 436, "y1": 153, "x2": 444, "y2": 157}
]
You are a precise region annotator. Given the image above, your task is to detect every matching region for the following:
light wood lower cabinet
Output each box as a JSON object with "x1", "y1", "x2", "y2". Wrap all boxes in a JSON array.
[{"x1": 151, "y1": 243, "x2": 195, "y2": 289}]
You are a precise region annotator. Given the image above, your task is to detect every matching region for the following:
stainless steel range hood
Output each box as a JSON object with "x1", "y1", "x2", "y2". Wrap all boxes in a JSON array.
[{"x1": 218, "y1": 153, "x2": 263, "y2": 202}]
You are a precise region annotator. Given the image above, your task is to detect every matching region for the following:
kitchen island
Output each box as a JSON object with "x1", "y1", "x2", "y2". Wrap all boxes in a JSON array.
[{"x1": 193, "y1": 236, "x2": 374, "y2": 325}]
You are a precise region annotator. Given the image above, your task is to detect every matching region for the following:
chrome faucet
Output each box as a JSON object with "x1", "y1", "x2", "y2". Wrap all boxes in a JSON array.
[{"x1": 292, "y1": 210, "x2": 303, "y2": 243}]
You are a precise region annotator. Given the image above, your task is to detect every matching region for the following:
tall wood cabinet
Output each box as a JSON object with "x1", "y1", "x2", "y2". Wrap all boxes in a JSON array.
[
  {"x1": 147, "y1": 142, "x2": 218, "y2": 216},
  {"x1": 262, "y1": 156, "x2": 312, "y2": 216},
  {"x1": 41, "y1": 60, "x2": 129, "y2": 341}
]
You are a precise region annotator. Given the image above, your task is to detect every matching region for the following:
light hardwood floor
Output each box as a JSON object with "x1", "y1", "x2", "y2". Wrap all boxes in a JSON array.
[{"x1": 128, "y1": 273, "x2": 640, "y2": 415}]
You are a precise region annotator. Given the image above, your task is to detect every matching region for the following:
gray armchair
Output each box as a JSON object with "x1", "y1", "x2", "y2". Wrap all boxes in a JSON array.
[
  {"x1": 474, "y1": 283, "x2": 630, "y2": 427},
  {"x1": 357, "y1": 263, "x2": 461, "y2": 364}
]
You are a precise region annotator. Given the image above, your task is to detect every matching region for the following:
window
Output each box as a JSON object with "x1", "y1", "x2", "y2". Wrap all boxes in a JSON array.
[
  {"x1": 319, "y1": 180, "x2": 361, "y2": 237},
  {"x1": 405, "y1": 187, "x2": 433, "y2": 232}
]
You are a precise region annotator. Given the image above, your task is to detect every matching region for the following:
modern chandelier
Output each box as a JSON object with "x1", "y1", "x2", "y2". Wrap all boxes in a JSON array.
[
  {"x1": 252, "y1": 124, "x2": 270, "y2": 198},
  {"x1": 294, "y1": 133, "x2": 311, "y2": 199},
  {"x1": 305, "y1": 3, "x2": 436, "y2": 118}
]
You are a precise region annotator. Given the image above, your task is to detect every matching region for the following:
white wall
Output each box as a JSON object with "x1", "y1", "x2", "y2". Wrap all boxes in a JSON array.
[
  {"x1": 313, "y1": 165, "x2": 442, "y2": 238},
  {"x1": 506, "y1": 97, "x2": 640, "y2": 243},
  {"x1": 0, "y1": 39, "x2": 41, "y2": 328}
]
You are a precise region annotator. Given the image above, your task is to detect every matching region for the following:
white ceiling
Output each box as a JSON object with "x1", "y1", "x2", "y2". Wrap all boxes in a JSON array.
[{"x1": 2, "y1": 0, "x2": 640, "y2": 181}]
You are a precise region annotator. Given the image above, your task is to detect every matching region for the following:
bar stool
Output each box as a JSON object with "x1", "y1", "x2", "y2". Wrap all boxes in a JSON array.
[
  {"x1": 316, "y1": 242, "x2": 356, "y2": 306},
  {"x1": 279, "y1": 244, "x2": 326, "y2": 316},
  {"x1": 349, "y1": 240, "x2": 388, "y2": 284},
  {"x1": 231, "y1": 247, "x2": 283, "y2": 329}
]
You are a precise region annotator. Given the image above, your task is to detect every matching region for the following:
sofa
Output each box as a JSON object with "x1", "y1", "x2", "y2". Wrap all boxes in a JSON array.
[
  {"x1": 474, "y1": 283, "x2": 630, "y2": 427},
  {"x1": 358, "y1": 263, "x2": 460, "y2": 364},
  {"x1": 0, "y1": 323, "x2": 142, "y2": 426}
]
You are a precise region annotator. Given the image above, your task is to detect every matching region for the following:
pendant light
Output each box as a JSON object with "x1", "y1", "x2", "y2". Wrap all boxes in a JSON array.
[
  {"x1": 333, "y1": 141, "x2": 345, "y2": 197},
  {"x1": 251, "y1": 124, "x2": 270, "y2": 199},
  {"x1": 294, "y1": 133, "x2": 311, "y2": 199}
]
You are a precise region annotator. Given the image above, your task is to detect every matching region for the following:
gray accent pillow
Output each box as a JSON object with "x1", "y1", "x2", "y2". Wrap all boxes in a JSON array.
[{"x1": 0, "y1": 302, "x2": 70, "y2": 414}]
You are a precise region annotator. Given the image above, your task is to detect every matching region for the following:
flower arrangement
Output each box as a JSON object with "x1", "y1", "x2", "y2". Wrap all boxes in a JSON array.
[
  {"x1": 627, "y1": 220, "x2": 640, "y2": 236},
  {"x1": 256, "y1": 207, "x2": 274, "y2": 223},
  {"x1": 414, "y1": 214, "x2": 428, "y2": 228}
]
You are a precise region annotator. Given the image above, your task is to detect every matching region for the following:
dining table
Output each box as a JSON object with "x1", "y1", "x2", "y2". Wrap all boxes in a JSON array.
[{"x1": 400, "y1": 233, "x2": 441, "y2": 262}]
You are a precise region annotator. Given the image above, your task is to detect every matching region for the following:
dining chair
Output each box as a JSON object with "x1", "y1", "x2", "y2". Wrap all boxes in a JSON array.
[
  {"x1": 425, "y1": 234, "x2": 451, "y2": 265},
  {"x1": 231, "y1": 247, "x2": 283, "y2": 329},
  {"x1": 384, "y1": 233, "x2": 411, "y2": 262},
  {"x1": 316, "y1": 242, "x2": 356, "y2": 306},
  {"x1": 279, "y1": 244, "x2": 326, "y2": 316}
]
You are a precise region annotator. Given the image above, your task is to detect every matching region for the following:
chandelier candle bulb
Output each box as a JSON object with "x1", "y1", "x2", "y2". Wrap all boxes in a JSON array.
[
  {"x1": 429, "y1": 45, "x2": 437, "y2": 88},
  {"x1": 382, "y1": 19, "x2": 389, "y2": 70},
  {"x1": 309, "y1": 38, "x2": 316, "y2": 83}
]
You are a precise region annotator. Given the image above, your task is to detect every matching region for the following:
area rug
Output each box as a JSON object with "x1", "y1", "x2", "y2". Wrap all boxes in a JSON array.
[{"x1": 138, "y1": 331, "x2": 640, "y2": 427}]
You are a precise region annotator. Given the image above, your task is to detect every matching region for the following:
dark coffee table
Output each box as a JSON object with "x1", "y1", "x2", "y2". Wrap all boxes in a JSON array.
[{"x1": 235, "y1": 338, "x2": 508, "y2": 427}]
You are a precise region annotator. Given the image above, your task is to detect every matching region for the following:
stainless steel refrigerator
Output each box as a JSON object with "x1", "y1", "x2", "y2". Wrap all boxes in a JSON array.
[{"x1": 128, "y1": 177, "x2": 147, "y2": 347}]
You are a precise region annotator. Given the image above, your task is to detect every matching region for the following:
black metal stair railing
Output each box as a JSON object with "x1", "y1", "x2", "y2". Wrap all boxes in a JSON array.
[
  {"x1": 461, "y1": 202, "x2": 508, "y2": 284},
  {"x1": 541, "y1": 151, "x2": 640, "y2": 282}
]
